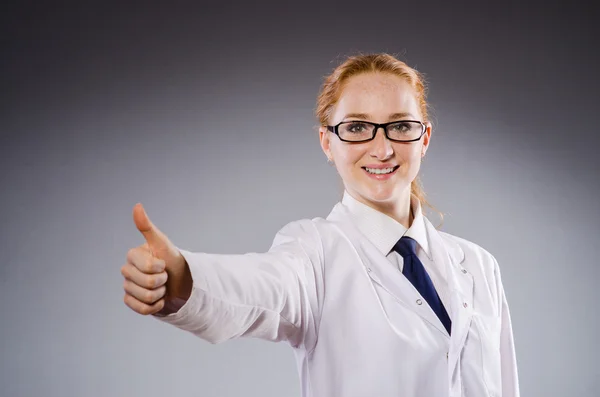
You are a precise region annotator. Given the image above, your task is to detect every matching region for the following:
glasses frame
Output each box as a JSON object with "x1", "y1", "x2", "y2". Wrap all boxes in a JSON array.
[{"x1": 326, "y1": 119, "x2": 427, "y2": 143}]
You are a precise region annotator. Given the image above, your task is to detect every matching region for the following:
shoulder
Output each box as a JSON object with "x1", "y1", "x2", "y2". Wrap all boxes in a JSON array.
[
  {"x1": 438, "y1": 230, "x2": 494, "y2": 258},
  {"x1": 273, "y1": 216, "x2": 341, "y2": 240},
  {"x1": 269, "y1": 218, "x2": 326, "y2": 264},
  {"x1": 272, "y1": 217, "x2": 326, "y2": 242},
  {"x1": 271, "y1": 215, "x2": 347, "y2": 259},
  {"x1": 437, "y1": 229, "x2": 500, "y2": 275}
]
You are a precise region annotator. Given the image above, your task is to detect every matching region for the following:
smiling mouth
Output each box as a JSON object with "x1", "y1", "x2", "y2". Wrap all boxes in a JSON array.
[{"x1": 362, "y1": 166, "x2": 399, "y2": 175}]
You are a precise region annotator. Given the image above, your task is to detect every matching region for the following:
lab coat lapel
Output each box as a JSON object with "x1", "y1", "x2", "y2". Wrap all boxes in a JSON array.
[
  {"x1": 422, "y1": 217, "x2": 474, "y2": 376},
  {"x1": 327, "y1": 203, "x2": 450, "y2": 338}
]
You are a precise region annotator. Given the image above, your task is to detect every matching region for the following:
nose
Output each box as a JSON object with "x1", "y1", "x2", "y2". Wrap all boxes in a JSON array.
[{"x1": 369, "y1": 126, "x2": 394, "y2": 160}]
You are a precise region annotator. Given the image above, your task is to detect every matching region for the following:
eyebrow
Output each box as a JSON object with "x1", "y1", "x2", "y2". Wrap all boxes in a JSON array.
[{"x1": 342, "y1": 112, "x2": 415, "y2": 121}]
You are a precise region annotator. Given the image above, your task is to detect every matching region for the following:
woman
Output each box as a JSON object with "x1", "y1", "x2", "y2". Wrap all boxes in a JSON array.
[{"x1": 121, "y1": 53, "x2": 520, "y2": 397}]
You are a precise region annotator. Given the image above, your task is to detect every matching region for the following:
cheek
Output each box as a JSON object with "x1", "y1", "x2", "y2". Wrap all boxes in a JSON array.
[
  {"x1": 332, "y1": 143, "x2": 364, "y2": 166},
  {"x1": 395, "y1": 144, "x2": 421, "y2": 163},
  {"x1": 394, "y1": 146, "x2": 423, "y2": 179}
]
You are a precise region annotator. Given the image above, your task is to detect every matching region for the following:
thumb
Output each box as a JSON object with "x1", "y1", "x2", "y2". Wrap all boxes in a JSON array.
[{"x1": 133, "y1": 203, "x2": 169, "y2": 253}]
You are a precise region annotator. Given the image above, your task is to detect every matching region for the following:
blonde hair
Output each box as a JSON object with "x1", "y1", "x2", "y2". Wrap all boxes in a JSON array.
[{"x1": 315, "y1": 52, "x2": 444, "y2": 226}]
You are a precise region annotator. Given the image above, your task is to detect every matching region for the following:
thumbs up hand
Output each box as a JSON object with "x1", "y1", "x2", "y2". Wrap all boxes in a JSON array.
[{"x1": 121, "y1": 203, "x2": 192, "y2": 315}]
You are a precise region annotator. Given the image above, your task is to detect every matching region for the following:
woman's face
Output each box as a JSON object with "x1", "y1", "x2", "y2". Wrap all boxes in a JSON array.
[{"x1": 319, "y1": 72, "x2": 431, "y2": 211}]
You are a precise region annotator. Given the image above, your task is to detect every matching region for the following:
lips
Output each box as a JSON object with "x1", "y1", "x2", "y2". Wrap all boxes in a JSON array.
[
  {"x1": 362, "y1": 165, "x2": 399, "y2": 174},
  {"x1": 362, "y1": 164, "x2": 398, "y2": 169},
  {"x1": 361, "y1": 165, "x2": 400, "y2": 180}
]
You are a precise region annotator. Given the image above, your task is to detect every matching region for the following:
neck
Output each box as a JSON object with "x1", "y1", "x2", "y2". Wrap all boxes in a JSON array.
[{"x1": 350, "y1": 188, "x2": 413, "y2": 229}]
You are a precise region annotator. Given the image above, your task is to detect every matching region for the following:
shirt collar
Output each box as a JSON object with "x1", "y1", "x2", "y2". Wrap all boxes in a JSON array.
[{"x1": 341, "y1": 190, "x2": 431, "y2": 259}]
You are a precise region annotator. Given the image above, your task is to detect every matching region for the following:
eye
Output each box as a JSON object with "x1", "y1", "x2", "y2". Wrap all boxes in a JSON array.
[
  {"x1": 389, "y1": 122, "x2": 411, "y2": 133},
  {"x1": 346, "y1": 122, "x2": 369, "y2": 133},
  {"x1": 338, "y1": 121, "x2": 372, "y2": 135}
]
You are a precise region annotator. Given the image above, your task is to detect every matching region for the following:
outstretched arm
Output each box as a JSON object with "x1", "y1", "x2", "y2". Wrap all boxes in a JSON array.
[{"x1": 153, "y1": 219, "x2": 324, "y2": 350}]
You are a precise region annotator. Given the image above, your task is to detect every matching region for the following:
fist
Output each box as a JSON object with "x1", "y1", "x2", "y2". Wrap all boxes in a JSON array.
[{"x1": 121, "y1": 203, "x2": 190, "y2": 315}]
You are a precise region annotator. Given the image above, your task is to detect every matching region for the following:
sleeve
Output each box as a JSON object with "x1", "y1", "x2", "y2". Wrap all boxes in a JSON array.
[
  {"x1": 493, "y1": 257, "x2": 521, "y2": 397},
  {"x1": 151, "y1": 219, "x2": 324, "y2": 350}
]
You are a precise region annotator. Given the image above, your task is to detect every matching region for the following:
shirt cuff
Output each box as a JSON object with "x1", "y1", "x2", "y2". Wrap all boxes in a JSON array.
[{"x1": 151, "y1": 248, "x2": 201, "y2": 322}]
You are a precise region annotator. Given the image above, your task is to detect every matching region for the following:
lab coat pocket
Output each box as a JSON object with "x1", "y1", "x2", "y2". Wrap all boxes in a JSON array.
[{"x1": 473, "y1": 313, "x2": 502, "y2": 396}]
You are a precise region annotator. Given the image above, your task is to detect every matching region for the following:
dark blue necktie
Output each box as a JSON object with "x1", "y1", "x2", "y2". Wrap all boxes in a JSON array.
[{"x1": 393, "y1": 236, "x2": 452, "y2": 335}]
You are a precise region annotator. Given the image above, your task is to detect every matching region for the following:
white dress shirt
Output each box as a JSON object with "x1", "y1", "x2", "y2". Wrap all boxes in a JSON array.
[{"x1": 341, "y1": 190, "x2": 451, "y2": 315}]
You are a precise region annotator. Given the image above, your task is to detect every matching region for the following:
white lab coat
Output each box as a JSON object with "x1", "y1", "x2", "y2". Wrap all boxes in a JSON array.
[{"x1": 155, "y1": 200, "x2": 520, "y2": 397}]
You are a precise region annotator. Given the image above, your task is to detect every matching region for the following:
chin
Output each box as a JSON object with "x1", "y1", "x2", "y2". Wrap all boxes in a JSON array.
[
  {"x1": 360, "y1": 188, "x2": 397, "y2": 203},
  {"x1": 359, "y1": 180, "x2": 411, "y2": 202}
]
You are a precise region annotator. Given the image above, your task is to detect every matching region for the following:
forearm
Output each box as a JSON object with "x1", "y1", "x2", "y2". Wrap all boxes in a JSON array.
[{"x1": 153, "y1": 249, "x2": 316, "y2": 346}]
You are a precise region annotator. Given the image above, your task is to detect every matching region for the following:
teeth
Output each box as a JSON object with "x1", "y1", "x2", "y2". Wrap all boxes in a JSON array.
[{"x1": 365, "y1": 167, "x2": 395, "y2": 174}]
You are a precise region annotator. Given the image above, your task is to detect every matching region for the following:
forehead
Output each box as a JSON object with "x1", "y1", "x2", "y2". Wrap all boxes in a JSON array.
[{"x1": 331, "y1": 72, "x2": 420, "y2": 122}]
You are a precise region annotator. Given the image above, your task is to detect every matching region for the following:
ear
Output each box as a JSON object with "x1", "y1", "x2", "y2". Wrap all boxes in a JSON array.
[
  {"x1": 421, "y1": 121, "x2": 433, "y2": 156},
  {"x1": 319, "y1": 126, "x2": 333, "y2": 160}
]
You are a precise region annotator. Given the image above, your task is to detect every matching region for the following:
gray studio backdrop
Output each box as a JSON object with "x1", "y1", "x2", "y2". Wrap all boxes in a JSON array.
[{"x1": 1, "y1": 2, "x2": 599, "y2": 397}]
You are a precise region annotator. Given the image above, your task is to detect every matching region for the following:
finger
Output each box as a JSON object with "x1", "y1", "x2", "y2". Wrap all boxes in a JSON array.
[
  {"x1": 126, "y1": 247, "x2": 166, "y2": 274},
  {"x1": 123, "y1": 279, "x2": 167, "y2": 305},
  {"x1": 132, "y1": 203, "x2": 168, "y2": 251},
  {"x1": 123, "y1": 293, "x2": 165, "y2": 316},
  {"x1": 121, "y1": 262, "x2": 168, "y2": 289}
]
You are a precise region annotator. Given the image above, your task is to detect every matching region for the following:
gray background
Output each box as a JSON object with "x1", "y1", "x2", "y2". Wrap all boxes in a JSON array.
[{"x1": 1, "y1": 1, "x2": 599, "y2": 396}]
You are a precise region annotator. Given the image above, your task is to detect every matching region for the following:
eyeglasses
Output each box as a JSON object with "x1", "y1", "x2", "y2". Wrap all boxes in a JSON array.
[{"x1": 326, "y1": 120, "x2": 426, "y2": 143}]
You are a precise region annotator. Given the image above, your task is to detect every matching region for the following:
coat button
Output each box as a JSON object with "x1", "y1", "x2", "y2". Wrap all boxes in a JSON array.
[
  {"x1": 367, "y1": 267, "x2": 372, "y2": 272},
  {"x1": 446, "y1": 352, "x2": 449, "y2": 360},
  {"x1": 416, "y1": 299, "x2": 423, "y2": 305},
  {"x1": 463, "y1": 302, "x2": 468, "y2": 308},
  {"x1": 462, "y1": 269, "x2": 467, "y2": 274}
]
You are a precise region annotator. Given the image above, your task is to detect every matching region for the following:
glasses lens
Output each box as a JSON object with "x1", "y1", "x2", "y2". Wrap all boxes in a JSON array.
[
  {"x1": 386, "y1": 121, "x2": 423, "y2": 141},
  {"x1": 338, "y1": 121, "x2": 375, "y2": 141}
]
